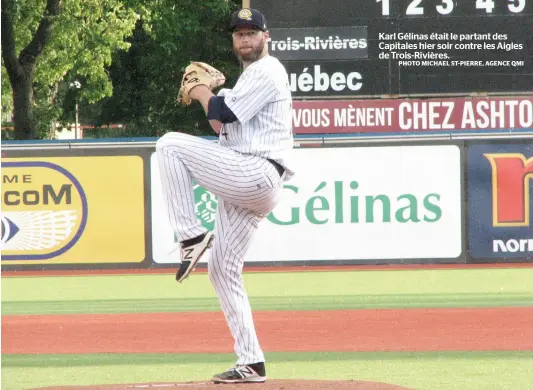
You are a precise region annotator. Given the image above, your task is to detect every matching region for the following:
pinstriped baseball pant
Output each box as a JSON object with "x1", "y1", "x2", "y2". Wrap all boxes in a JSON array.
[{"x1": 156, "y1": 131, "x2": 283, "y2": 365}]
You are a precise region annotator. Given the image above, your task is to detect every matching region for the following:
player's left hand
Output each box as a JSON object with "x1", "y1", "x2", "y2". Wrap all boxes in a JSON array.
[{"x1": 178, "y1": 62, "x2": 226, "y2": 106}]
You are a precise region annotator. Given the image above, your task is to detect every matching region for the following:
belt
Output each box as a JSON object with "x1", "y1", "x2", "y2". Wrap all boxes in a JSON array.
[{"x1": 267, "y1": 158, "x2": 285, "y2": 177}]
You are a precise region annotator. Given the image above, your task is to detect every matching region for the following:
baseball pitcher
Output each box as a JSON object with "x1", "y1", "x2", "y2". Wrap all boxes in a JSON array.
[{"x1": 156, "y1": 7, "x2": 294, "y2": 384}]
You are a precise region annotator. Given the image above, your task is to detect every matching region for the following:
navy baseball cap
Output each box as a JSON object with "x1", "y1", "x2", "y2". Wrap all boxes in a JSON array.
[{"x1": 230, "y1": 8, "x2": 267, "y2": 32}]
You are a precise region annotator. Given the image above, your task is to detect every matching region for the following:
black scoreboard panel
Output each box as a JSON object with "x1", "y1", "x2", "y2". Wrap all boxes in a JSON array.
[
  {"x1": 251, "y1": 0, "x2": 533, "y2": 97},
  {"x1": 397, "y1": 14, "x2": 532, "y2": 94}
]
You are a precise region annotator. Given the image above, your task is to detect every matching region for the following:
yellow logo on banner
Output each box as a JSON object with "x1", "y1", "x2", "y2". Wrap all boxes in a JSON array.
[
  {"x1": 1, "y1": 161, "x2": 86, "y2": 260},
  {"x1": 1, "y1": 156, "x2": 145, "y2": 264}
]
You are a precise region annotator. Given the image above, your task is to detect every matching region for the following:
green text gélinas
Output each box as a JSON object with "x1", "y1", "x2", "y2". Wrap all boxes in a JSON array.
[{"x1": 267, "y1": 181, "x2": 442, "y2": 225}]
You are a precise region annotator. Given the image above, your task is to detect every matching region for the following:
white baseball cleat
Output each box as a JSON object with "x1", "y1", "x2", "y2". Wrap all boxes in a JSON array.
[{"x1": 176, "y1": 232, "x2": 214, "y2": 283}]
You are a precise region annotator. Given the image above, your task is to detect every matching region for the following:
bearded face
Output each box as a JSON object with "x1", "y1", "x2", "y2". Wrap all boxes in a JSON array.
[{"x1": 232, "y1": 28, "x2": 268, "y2": 63}]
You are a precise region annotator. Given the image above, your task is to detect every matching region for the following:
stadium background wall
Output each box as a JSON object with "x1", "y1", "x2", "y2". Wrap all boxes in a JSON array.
[{"x1": 2, "y1": 134, "x2": 532, "y2": 271}]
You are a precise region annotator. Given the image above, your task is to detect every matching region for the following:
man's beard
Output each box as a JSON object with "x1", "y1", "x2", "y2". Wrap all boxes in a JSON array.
[{"x1": 234, "y1": 41, "x2": 264, "y2": 62}]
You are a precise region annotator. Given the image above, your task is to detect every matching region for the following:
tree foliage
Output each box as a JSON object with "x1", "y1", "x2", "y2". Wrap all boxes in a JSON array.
[
  {"x1": 1, "y1": 0, "x2": 242, "y2": 140},
  {"x1": 1, "y1": 0, "x2": 140, "y2": 139},
  {"x1": 93, "y1": 0, "x2": 241, "y2": 138}
]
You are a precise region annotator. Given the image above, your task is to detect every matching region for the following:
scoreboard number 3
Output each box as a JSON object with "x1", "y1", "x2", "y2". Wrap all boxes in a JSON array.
[{"x1": 376, "y1": 0, "x2": 527, "y2": 15}]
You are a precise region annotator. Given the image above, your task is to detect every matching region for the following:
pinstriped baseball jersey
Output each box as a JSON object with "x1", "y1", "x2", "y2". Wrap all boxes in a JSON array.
[{"x1": 218, "y1": 55, "x2": 295, "y2": 180}]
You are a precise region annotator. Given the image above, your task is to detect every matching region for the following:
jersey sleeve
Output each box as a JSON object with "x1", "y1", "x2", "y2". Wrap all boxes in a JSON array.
[
  {"x1": 224, "y1": 68, "x2": 278, "y2": 124},
  {"x1": 216, "y1": 88, "x2": 231, "y2": 97}
]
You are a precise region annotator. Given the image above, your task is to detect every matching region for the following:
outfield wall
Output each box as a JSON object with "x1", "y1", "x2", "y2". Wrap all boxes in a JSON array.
[{"x1": 1, "y1": 134, "x2": 532, "y2": 270}]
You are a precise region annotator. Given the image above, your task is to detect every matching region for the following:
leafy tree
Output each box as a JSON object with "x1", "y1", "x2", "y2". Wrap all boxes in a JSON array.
[
  {"x1": 1, "y1": 0, "x2": 140, "y2": 139},
  {"x1": 91, "y1": 0, "x2": 242, "y2": 138}
]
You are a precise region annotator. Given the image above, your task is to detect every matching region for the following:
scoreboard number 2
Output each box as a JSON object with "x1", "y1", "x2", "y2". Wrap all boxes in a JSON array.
[{"x1": 376, "y1": 0, "x2": 527, "y2": 15}]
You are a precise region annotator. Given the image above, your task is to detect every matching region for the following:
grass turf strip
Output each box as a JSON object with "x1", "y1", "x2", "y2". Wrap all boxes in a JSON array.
[
  {"x1": 3, "y1": 292, "x2": 533, "y2": 315},
  {"x1": 4, "y1": 351, "x2": 533, "y2": 367},
  {"x1": 3, "y1": 352, "x2": 533, "y2": 390},
  {"x1": 3, "y1": 269, "x2": 533, "y2": 303}
]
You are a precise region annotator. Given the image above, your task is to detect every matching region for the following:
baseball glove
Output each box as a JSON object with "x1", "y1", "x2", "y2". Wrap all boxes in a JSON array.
[{"x1": 178, "y1": 62, "x2": 226, "y2": 106}]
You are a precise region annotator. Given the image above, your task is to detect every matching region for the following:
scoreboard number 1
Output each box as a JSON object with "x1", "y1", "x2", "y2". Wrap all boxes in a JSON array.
[
  {"x1": 377, "y1": 0, "x2": 527, "y2": 15},
  {"x1": 376, "y1": 0, "x2": 391, "y2": 15}
]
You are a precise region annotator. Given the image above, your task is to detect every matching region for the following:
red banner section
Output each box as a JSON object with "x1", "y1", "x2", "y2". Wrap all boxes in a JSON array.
[{"x1": 292, "y1": 96, "x2": 533, "y2": 134}]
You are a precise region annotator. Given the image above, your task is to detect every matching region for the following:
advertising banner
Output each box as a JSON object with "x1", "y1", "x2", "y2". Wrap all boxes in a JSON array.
[
  {"x1": 467, "y1": 143, "x2": 533, "y2": 260},
  {"x1": 268, "y1": 26, "x2": 368, "y2": 60},
  {"x1": 292, "y1": 96, "x2": 533, "y2": 134},
  {"x1": 151, "y1": 146, "x2": 461, "y2": 264},
  {"x1": 1, "y1": 156, "x2": 145, "y2": 264}
]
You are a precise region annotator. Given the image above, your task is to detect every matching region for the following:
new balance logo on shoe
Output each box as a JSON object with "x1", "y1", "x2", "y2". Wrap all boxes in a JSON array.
[
  {"x1": 238, "y1": 366, "x2": 255, "y2": 377},
  {"x1": 182, "y1": 248, "x2": 194, "y2": 260},
  {"x1": 175, "y1": 232, "x2": 214, "y2": 283}
]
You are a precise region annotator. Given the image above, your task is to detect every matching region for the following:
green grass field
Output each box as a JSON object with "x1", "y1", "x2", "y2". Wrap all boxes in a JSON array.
[{"x1": 2, "y1": 267, "x2": 533, "y2": 390}]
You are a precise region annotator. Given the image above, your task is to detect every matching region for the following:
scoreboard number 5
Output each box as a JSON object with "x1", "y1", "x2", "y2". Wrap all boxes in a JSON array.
[
  {"x1": 476, "y1": 0, "x2": 526, "y2": 13},
  {"x1": 377, "y1": 0, "x2": 526, "y2": 15},
  {"x1": 507, "y1": 0, "x2": 526, "y2": 12}
]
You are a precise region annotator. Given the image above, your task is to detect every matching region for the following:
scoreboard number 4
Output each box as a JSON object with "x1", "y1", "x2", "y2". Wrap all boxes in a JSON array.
[{"x1": 376, "y1": 0, "x2": 527, "y2": 15}]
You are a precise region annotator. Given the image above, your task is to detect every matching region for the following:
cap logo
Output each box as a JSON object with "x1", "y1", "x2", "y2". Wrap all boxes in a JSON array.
[{"x1": 238, "y1": 9, "x2": 252, "y2": 20}]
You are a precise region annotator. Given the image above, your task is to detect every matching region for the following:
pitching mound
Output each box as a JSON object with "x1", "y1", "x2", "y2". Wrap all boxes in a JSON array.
[{"x1": 32, "y1": 380, "x2": 413, "y2": 389}]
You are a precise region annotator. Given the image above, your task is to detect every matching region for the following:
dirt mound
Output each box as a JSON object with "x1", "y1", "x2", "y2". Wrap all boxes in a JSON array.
[{"x1": 32, "y1": 379, "x2": 413, "y2": 389}]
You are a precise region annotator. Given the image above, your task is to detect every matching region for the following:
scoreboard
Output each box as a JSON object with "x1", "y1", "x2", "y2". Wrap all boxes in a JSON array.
[
  {"x1": 250, "y1": 0, "x2": 533, "y2": 97},
  {"x1": 374, "y1": 0, "x2": 531, "y2": 16}
]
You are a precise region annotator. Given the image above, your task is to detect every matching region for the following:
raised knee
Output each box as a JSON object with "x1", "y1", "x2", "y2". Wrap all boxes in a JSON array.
[
  {"x1": 156, "y1": 131, "x2": 190, "y2": 151},
  {"x1": 156, "y1": 133, "x2": 168, "y2": 151},
  {"x1": 157, "y1": 132, "x2": 177, "y2": 150}
]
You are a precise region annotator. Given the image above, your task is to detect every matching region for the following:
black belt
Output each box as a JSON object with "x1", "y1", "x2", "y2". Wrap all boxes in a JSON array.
[{"x1": 267, "y1": 158, "x2": 285, "y2": 177}]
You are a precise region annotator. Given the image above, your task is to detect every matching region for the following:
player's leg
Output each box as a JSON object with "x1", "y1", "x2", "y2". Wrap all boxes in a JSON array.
[
  {"x1": 156, "y1": 132, "x2": 281, "y2": 217},
  {"x1": 156, "y1": 135, "x2": 206, "y2": 242},
  {"x1": 156, "y1": 131, "x2": 281, "y2": 282},
  {"x1": 156, "y1": 132, "x2": 216, "y2": 282},
  {"x1": 209, "y1": 199, "x2": 267, "y2": 382}
]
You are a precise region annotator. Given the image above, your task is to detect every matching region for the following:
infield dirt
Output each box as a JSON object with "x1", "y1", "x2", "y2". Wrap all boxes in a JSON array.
[{"x1": 4, "y1": 307, "x2": 532, "y2": 354}]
